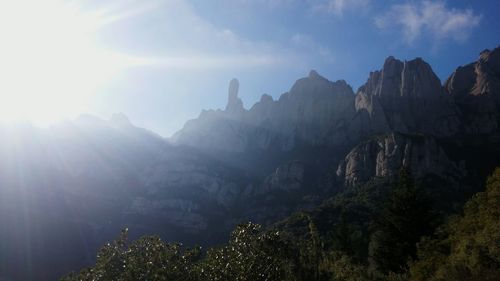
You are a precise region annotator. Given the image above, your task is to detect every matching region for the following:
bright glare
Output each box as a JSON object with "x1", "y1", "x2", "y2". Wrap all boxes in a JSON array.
[{"x1": 0, "y1": 0, "x2": 132, "y2": 125}]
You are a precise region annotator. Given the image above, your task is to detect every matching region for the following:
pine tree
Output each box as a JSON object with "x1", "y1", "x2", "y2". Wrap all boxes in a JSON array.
[{"x1": 369, "y1": 168, "x2": 435, "y2": 274}]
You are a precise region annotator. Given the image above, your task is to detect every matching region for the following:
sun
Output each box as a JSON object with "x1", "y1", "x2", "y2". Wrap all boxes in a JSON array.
[{"x1": 0, "y1": 0, "x2": 131, "y2": 125}]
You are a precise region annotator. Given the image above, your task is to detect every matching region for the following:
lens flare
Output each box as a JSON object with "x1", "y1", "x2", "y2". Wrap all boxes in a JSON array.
[{"x1": 0, "y1": 0, "x2": 142, "y2": 125}]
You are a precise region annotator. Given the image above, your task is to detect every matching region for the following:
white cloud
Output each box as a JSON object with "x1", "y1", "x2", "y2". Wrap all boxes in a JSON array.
[
  {"x1": 375, "y1": 1, "x2": 481, "y2": 44},
  {"x1": 311, "y1": 0, "x2": 370, "y2": 16},
  {"x1": 87, "y1": 0, "x2": 335, "y2": 70},
  {"x1": 87, "y1": 0, "x2": 294, "y2": 69}
]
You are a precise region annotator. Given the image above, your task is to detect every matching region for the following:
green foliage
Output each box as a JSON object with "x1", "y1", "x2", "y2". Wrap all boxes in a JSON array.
[
  {"x1": 368, "y1": 169, "x2": 435, "y2": 274},
  {"x1": 319, "y1": 252, "x2": 371, "y2": 281},
  {"x1": 62, "y1": 169, "x2": 500, "y2": 281},
  {"x1": 61, "y1": 228, "x2": 202, "y2": 281},
  {"x1": 200, "y1": 222, "x2": 296, "y2": 281},
  {"x1": 409, "y1": 168, "x2": 500, "y2": 281}
]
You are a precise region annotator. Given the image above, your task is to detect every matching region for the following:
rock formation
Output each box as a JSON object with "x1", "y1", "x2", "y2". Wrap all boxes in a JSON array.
[
  {"x1": 172, "y1": 70, "x2": 357, "y2": 151},
  {"x1": 225, "y1": 78, "x2": 244, "y2": 116},
  {"x1": 260, "y1": 160, "x2": 305, "y2": 192},
  {"x1": 445, "y1": 47, "x2": 500, "y2": 134},
  {"x1": 354, "y1": 57, "x2": 460, "y2": 137},
  {"x1": 336, "y1": 133, "x2": 462, "y2": 186}
]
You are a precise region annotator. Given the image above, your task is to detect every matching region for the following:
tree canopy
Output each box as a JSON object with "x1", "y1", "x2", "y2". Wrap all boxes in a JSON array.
[{"x1": 62, "y1": 169, "x2": 500, "y2": 281}]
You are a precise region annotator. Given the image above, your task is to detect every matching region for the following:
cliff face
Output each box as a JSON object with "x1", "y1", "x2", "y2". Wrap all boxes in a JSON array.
[
  {"x1": 260, "y1": 160, "x2": 305, "y2": 193},
  {"x1": 339, "y1": 48, "x2": 500, "y2": 186},
  {"x1": 250, "y1": 70, "x2": 356, "y2": 146},
  {"x1": 445, "y1": 47, "x2": 500, "y2": 134},
  {"x1": 174, "y1": 53, "x2": 495, "y2": 154},
  {"x1": 336, "y1": 133, "x2": 463, "y2": 186},
  {"x1": 354, "y1": 57, "x2": 460, "y2": 137},
  {"x1": 445, "y1": 48, "x2": 500, "y2": 98},
  {"x1": 171, "y1": 70, "x2": 357, "y2": 152}
]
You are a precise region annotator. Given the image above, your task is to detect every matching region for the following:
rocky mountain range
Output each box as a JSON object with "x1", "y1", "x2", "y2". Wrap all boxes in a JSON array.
[
  {"x1": 172, "y1": 47, "x2": 500, "y2": 187},
  {"x1": 1, "y1": 47, "x2": 500, "y2": 281}
]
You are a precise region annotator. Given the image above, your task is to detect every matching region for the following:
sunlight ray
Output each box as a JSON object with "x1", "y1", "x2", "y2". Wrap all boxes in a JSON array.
[{"x1": 0, "y1": 0, "x2": 151, "y2": 125}]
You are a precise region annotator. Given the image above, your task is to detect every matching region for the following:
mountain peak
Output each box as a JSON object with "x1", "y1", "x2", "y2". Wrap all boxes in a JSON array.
[
  {"x1": 355, "y1": 54, "x2": 456, "y2": 135},
  {"x1": 384, "y1": 55, "x2": 398, "y2": 63},
  {"x1": 225, "y1": 78, "x2": 244, "y2": 114},
  {"x1": 228, "y1": 78, "x2": 239, "y2": 99},
  {"x1": 110, "y1": 113, "x2": 132, "y2": 128},
  {"x1": 405, "y1": 57, "x2": 430, "y2": 68},
  {"x1": 308, "y1": 70, "x2": 320, "y2": 79},
  {"x1": 366, "y1": 55, "x2": 441, "y2": 99},
  {"x1": 260, "y1": 93, "x2": 273, "y2": 103},
  {"x1": 479, "y1": 46, "x2": 500, "y2": 71},
  {"x1": 480, "y1": 48, "x2": 491, "y2": 57},
  {"x1": 446, "y1": 46, "x2": 500, "y2": 97}
]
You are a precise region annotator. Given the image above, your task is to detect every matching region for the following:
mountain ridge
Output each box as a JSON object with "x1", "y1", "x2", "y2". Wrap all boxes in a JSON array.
[
  {"x1": 1, "y1": 46, "x2": 500, "y2": 281},
  {"x1": 171, "y1": 47, "x2": 500, "y2": 167}
]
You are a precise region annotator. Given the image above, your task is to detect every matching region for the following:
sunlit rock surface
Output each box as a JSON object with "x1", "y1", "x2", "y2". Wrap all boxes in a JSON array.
[
  {"x1": 336, "y1": 133, "x2": 463, "y2": 186},
  {"x1": 354, "y1": 57, "x2": 460, "y2": 136}
]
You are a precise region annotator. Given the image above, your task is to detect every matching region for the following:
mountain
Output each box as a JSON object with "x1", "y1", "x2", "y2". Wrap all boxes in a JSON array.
[
  {"x1": 1, "y1": 47, "x2": 500, "y2": 281},
  {"x1": 445, "y1": 49, "x2": 500, "y2": 134},
  {"x1": 171, "y1": 47, "x2": 500, "y2": 185},
  {"x1": 172, "y1": 70, "x2": 357, "y2": 152},
  {"x1": 354, "y1": 56, "x2": 460, "y2": 136},
  {"x1": 336, "y1": 132, "x2": 464, "y2": 186}
]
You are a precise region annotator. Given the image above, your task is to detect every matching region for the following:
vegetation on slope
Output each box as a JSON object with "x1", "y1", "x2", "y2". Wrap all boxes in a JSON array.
[{"x1": 62, "y1": 169, "x2": 500, "y2": 281}]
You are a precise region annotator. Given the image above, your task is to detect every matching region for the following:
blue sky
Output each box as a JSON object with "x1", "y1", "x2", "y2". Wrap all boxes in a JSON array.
[{"x1": 11, "y1": 0, "x2": 500, "y2": 136}]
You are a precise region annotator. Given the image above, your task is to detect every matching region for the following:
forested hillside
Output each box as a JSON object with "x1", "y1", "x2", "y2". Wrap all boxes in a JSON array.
[{"x1": 61, "y1": 168, "x2": 500, "y2": 281}]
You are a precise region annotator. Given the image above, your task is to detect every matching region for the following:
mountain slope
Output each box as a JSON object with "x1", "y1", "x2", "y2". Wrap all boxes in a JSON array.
[{"x1": 1, "y1": 47, "x2": 500, "y2": 281}]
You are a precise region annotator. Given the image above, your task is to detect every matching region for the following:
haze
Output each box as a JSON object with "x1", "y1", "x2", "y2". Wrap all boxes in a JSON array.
[{"x1": 0, "y1": 0, "x2": 498, "y2": 136}]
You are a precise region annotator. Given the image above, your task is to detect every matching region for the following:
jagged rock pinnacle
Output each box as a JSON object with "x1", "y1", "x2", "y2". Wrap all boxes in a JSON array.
[
  {"x1": 225, "y1": 78, "x2": 244, "y2": 114},
  {"x1": 228, "y1": 78, "x2": 239, "y2": 100}
]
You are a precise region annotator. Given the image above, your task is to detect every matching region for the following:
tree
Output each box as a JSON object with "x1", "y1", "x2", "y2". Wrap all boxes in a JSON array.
[
  {"x1": 61, "y1": 228, "x2": 202, "y2": 281},
  {"x1": 409, "y1": 168, "x2": 500, "y2": 281},
  {"x1": 200, "y1": 222, "x2": 296, "y2": 281},
  {"x1": 62, "y1": 168, "x2": 499, "y2": 281},
  {"x1": 369, "y1": 169, "x2": 435, "y2": 274}
]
